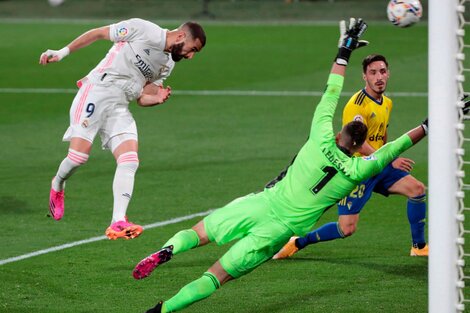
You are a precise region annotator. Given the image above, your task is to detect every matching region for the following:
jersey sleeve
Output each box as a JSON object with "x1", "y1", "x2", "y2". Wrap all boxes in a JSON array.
[
  {"x1": 310, "y1": 73, "x2": 344, "y2": 141},
  {"x1": 109, "y1": 18, "x2": 148, "y2": 43},
  {"x1": 357, "y1": 133, "x2": 413, "y2": 180}
]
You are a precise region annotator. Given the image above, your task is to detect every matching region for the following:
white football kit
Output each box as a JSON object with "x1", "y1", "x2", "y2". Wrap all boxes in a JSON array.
[{"x1": 63, "y1": 18, "x2": 175, "y2": 150}]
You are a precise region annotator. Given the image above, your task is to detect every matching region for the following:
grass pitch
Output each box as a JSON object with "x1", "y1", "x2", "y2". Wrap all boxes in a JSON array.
[{"x1": 0, "y1": 21, "x2": 427, "y2": 312}]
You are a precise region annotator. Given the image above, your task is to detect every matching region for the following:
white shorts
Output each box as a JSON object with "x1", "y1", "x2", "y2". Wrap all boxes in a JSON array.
[{"x1": 63, "y1": 82, "x2": 138, "y2": 150}]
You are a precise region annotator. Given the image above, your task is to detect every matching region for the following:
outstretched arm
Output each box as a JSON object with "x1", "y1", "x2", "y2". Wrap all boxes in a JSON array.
[
  {"x1": 407, "y1": 125, "x2": 427, "y2": 145},
  {"x1": 310, "y1": 18, "x2": 368, "y2": 137},
  {"x1": 39, "y1": 26, "x2": 110, "y2": 65}
]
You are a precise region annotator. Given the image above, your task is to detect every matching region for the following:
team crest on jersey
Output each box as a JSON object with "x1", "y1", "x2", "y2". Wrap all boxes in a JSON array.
[
  {"x1": 81, "y1": 119, "x2": 89, "y2": 128},
  {"x1": 117, "y1": 27, "x2": 128, "y2": 38},
  {"x1": 158, "y1": 65, "x2": 170, "y2": 77},
  {"x1": 362, "y1": 155, "x2": 377, "y2": 161},
  {"x1": 353, "y1": 114, "x2": 364, "y2": 122}
]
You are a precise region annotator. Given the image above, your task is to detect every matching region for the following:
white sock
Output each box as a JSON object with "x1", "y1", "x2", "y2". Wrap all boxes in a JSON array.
[
  {"x1": 52, "y1": 149, "x2": 89, "y2": 191},
  {"x1": 112, "y1": 152, "x2": 139, "y2": 223}
]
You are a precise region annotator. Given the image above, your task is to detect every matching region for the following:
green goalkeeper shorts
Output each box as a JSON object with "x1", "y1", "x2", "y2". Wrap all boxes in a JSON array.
[{"x1": 204, "y1": 192, "x2": 294, "y2": 278}]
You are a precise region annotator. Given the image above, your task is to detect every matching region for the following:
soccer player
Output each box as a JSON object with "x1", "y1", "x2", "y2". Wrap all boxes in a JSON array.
[
  {"x1": 132, "y1": 19, "x2": 428, "y2": 312},
  {"x1": 39, "y1": 19, "x2": 206, "y2": 239},
  {"x1": 273, "y1": 54, "x2": 429, "y2": 259}
]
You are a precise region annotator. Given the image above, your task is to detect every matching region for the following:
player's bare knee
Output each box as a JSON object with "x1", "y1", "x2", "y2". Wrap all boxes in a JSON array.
[
  {"x1": 338, "y1": 221, "x2": 356, "y2": 237},
  {"x1": 408, "y1": 180, "x2": 426, "y2": 198},
  {"x1": 339, "y1": 215, "x2": 358, "y2": 237},
  {"x1": 192, "y1": 221, "x2": 210, "y2": 245},
  {"x1": 341, "y1": 224, "x2": 356, "y2": 237}
]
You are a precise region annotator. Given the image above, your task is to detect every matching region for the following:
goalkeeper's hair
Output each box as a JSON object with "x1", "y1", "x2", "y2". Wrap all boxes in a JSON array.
[
  {"x1": 342, "y1": 121, "x2": 368, "y2": 151},
  {"x1": 362, "y1": 54, "x2": 388, "y2": 73}
]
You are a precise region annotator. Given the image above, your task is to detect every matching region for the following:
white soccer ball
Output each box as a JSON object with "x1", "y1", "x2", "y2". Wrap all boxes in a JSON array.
[
  {"x1": 387, "y1": 0, "x2": 423, "y2": 28},
  {"x1": 48, "y1": 0, "x2": 65, "y2": 7}
]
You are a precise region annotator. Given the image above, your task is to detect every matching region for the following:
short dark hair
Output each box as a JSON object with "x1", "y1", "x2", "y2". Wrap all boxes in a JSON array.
[
  {"x1": 343, "y1": 121, "x2": 368, "y2": 149},
  {"x1": 181, "y1": 22, "x2": 206, "y2": 48},
  {"x1": 362, "y1": 54, "x2": 388, "y2": 73}
]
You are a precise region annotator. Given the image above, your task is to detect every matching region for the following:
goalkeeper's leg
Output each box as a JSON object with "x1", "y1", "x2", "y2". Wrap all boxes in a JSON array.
[
  {"x1": 133, "y1": 221, "x2": 208, "y2": 280},
  {"x1": 159, "y1": 261, "x2": 229, "y2": 313}
]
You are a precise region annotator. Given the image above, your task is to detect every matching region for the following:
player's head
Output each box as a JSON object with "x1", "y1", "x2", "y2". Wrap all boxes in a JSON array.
[
  {"x1": 362, "y1": 54, "x2": 389, "y2": 97},
  {"x1": 171, "y1": 22, "x2": 206, "y2": 62},
  {"x1": 336, "y1": 121, "x2": 368, "y2": 155}
]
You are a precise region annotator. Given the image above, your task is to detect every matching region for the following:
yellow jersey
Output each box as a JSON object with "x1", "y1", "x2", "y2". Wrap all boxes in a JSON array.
[{"x1": 342, "y1": 89, "x2": 393, "y2": 155}]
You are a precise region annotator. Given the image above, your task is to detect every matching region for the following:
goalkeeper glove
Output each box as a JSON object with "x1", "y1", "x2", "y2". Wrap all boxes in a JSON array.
[
  {"x1": 421, "y1": 94, "x2": 470, "y2": 134},
  {"x1": 336, "y1": 18, "x2": 369, "y2": 66}
]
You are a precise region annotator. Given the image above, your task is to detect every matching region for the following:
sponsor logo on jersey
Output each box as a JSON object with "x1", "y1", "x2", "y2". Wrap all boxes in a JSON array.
[
  {"x1": 370, "y1": 112, "x2": 376, "y2": 119},
  {"x1": 368, "y1": 134, "x2": 384, "y2": 141},
  {"x1": 134, "y1": 54, "x2": 154, "y2": 80},
  {"x1": 362, "y1": 155, "x2": 377, "y2": 161},
  {"x1": 369, "y1": 123, "x2": 384, "y2": 141},
  {"x1": 144, "y1": 49, "x2": 150, "y2": 56},
  {"x1": 117, "y1": 27, "x2": 128, "y2": 38}
]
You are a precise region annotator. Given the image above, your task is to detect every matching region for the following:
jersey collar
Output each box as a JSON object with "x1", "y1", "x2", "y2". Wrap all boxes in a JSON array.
[{"x1": 362, "y1": 88, "x2": 383, "y2": 105}]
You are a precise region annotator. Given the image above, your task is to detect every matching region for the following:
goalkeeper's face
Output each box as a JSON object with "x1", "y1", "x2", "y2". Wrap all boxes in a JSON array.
[{"x1": 363, "y1": 61, "x2": 389, "y2": 97}]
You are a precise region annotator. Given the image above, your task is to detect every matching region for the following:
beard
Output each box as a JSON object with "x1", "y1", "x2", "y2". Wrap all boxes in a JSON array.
[{"x1": 171, "y1": 42, "x2": 185, "y2": 62}]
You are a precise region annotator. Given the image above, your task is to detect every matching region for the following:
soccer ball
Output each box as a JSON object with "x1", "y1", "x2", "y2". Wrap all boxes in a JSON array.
[
  {"x1": 48, "y1": 0, "x2": 65, "y2": 7},
  {"x1": 387, "y1": 0, "x2": 423, "y2": 27}
]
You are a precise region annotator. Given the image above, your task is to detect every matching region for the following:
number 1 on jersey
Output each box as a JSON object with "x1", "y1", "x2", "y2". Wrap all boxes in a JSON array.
[{"x1": 311, "y1": 166, "x2": 338, "y2": 194}]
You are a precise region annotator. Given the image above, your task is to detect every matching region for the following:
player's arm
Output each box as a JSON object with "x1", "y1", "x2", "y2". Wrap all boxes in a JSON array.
[
  {"x1": 357, "y1": 141, "x2": 376, "y2": 155},
  {"x1": 310, "y1": 18, "x2": 368, "y2": 137},
  {"x1": 137, "y1": 82, "x2": 172, "y2": 107},
  {"x1": 39, "y1": 26, "x2": 110, "y2": 65}
]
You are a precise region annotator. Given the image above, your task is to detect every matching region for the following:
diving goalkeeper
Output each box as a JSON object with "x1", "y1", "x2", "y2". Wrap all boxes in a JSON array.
[{"x1": 132, "y1": 18, "x2": 427, "y2": 313}]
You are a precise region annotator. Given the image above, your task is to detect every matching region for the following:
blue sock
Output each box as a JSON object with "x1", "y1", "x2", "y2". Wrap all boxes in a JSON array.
[
  {"x1": 296, "y1": 222, "x2": 344, "y2": 249},
  {"x1": 407, "y1": 194, "x2": 426, "y2": 246}
]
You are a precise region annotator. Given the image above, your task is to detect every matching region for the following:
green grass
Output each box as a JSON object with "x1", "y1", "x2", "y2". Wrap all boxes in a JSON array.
[{"x1": 0, "y1": 20, "x2": 428, "y2": 312}]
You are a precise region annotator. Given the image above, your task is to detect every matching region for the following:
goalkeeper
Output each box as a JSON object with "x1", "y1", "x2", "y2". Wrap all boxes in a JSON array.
[{"x1": 133, "y1": 18, "x2": 427, "y2": 313}]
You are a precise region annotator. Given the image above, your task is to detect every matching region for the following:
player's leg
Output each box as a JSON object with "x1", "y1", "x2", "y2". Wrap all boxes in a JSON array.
[
  {"x1": 49, "y1": 82, "x2": 101, "y2": 221},
  {"x1": 154, "y1": 214, "x2": 292, "y2": 312},
  {"x1": 156, "y1": 261, "x2": 230, "y2": 313},
  {"x1": 133, "y1": 193, "x2": 269, "y2": 279},
  {"x1": 133, "y1": 220, "x2": 209, "y2": 280},
  {"x1": 105, "y1": 135, "x2": 143, "y2": 240},
  {"x1": 273, "y1": 180, "x2": 374, "y2": 260},
  {"x1": 387, "y1": 174, "x2": 427, "y2": 256},
  {"x1": 99, "y1": 93, "x2": 143, "y2": 239},
  {"x1": 50, "y1": 138, "x2": 91, "y2": 220}
]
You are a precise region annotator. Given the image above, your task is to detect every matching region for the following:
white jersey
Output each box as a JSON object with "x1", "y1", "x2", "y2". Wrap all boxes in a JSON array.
[{"x1": 85, "y1": 18, "x2": 175, "y2": 101}]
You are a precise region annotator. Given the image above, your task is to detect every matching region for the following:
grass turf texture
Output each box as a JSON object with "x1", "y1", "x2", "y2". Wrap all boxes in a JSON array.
[{"x1": 0, "y1": 21, "x2": 427, "y2": 312}]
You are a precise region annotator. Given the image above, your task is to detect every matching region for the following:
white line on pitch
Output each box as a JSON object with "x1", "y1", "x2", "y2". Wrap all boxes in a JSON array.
[
  {"x1": 0, "y1": 209, "x2": 213, "y2": 266},
  {"x1": 0, "y1": 88, "x2": 427, "y2": 97}
]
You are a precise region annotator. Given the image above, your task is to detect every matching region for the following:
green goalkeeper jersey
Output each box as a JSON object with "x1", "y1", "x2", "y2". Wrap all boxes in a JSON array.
[{"x1": 264, "y1": 73, "x2": 413, "y2": 236}]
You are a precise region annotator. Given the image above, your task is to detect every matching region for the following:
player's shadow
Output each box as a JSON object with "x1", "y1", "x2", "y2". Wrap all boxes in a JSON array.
[
  {"x1": 0, "y1": 196, "x2": 31, "y2": 214},
  {"x1": 282, "y1": 256, "x2": 426, "y2": 279}
]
